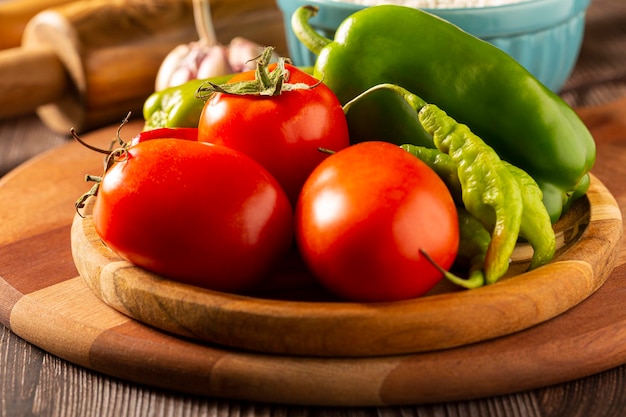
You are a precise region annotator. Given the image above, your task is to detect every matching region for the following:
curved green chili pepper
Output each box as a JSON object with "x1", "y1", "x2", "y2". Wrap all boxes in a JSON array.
[
  {"x1": 401, "y1": 145, "x2": 486, "y2": 287},
  {"x1": 418, "y1": 204, "x2": 490, "y2": 289},
  {"x1": 402, "y1": 136, "x2": 518, "y2": 283},
  {"x1": 421, "y1": 111, "x2": 520, "y2": 285},
  {"x1": 292, "y1": 5, "x2": 595, "y2": 223},
  {"x1": 452, "y1": 208, "x2": 491, "y2": 289},
  {"x1": 347, "y1": 83, "x2": 522, "y2": 284},
  {"x1": 403, "y1": 143, "x2": 556, "y2": 274},
  {"x1": 503, "y1": 161, "x2": 556, "y2": 270}
]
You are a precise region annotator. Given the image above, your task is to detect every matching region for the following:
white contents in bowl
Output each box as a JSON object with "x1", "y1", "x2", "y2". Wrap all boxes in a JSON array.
[{"x1": 328, "y1": 0, "x2": 531, "y2": 8}]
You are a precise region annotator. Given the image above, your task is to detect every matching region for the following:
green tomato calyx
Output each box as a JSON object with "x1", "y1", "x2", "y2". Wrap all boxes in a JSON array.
[{"x1": 196, "y1": 46, "x2": 319, "y2": 99}]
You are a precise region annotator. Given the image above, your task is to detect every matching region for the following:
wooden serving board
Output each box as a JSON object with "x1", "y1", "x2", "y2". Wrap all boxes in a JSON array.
[
  {"x1": 71, "y1": 186, "x2": 613, "y2": 358},
  {"x1": 0, "y1": 97, "x2": 625, "y2": 406}
]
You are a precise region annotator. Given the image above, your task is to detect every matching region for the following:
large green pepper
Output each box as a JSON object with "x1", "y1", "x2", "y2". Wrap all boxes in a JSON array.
[{"x1": 292, "y1": 5, "x2": 596, "y2": 223}]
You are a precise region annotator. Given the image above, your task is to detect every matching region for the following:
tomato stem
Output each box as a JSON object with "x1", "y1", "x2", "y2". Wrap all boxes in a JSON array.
[
  {"x1": 317, "y1": 147, "x2": 336, "y2": 155},
  {"x1": 196, "y1": 46, "x2": 318, "y2": 100},
  {"x1": 71, "y1": 128, "x2": 110, "y2": 155},
  {"x1": 72, "y1": 113, "x2": 133, "y2": 217}
]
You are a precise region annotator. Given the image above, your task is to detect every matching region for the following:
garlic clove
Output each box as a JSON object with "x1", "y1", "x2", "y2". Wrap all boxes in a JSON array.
[
  {"x1": 197, "y1": 45, "x2": 232, "y2": 80},
  {"x1": 227, "y1": 37, "x2": 272, "y2": 72}
]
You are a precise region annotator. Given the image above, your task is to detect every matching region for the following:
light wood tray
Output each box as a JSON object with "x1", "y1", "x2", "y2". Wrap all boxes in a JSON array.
[{"x1": 71, "y1": 148, "x2": 622, "y2": 358}]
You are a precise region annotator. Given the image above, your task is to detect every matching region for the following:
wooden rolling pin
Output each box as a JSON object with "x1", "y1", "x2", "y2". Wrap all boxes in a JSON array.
[
  {"x1": 0, "y1": 0, "x2": 197, "y2": 134},
  {"x1": 0, "y1": 0, "x2": 79, "y2": 50}
]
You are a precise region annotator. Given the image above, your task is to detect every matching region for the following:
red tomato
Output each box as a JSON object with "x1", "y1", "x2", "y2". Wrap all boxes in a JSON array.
[
  {"x1": 92, "y1": 139, "x2": 293, "y2": 293},
  {"x1": 295, "y1": 141, "x2": 459, "y2": 302},
  {"x1": 197, "y1": 64, "x2": 350, "y2": 204},
  {"x1": 129, "y1": 127, "x2": 198, "y2": 146}
]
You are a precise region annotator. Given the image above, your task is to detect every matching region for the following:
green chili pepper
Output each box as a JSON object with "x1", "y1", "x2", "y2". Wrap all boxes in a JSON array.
[
  {"x1": 448, "y1": 208, "x2": 490, "y2": 289},
  {"x1": 403, "y1": 143, "x2": 556, "y2": 274},
  {"x1": 347, "y1": 83, "x2": 524, "y2": 284},
  {"x1": 292, "y1": 5, "x2": 596, "y2": 223},
  {"x1": 399, "y1": 146, "x2": 486, "y2": 288},
  {"x1": 503, "y1": 161, "x2": 557, "y2": 270},
  {"x1": 419, "y1": 116, "x2": 521, "y2": 284},
  {"x1": 419, "y1": 207, "x2": 492, "y2": 290},
  {"x1": 142, "y1": 75, "x2": 233, "y2": 130}
]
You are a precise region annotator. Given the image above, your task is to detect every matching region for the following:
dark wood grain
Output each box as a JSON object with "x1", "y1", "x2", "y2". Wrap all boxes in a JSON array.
[
  {"x1": 5, "y1": 316, "x2": 626, "y2": 417},
  {"x1": 0, "y1": 0, "x2": 625, "y2": 415},
  {"x1": 0, "y1": 115, "x2": 68, "y2": 177}
]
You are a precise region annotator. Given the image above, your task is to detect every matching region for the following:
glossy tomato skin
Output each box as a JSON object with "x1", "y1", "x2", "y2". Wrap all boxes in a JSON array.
[
  {"x1": 130, "y1": 127, "x2": 198, "y2": 146},
  {"x1": 197, "y1": 64, "x2": 350, "y2": 205},
  {"x1": 295, "y1": 141, "x2": 459, "y2": 302},
  {"x1": 93, "y1": 139, "x2": 293, "y2": 293}
]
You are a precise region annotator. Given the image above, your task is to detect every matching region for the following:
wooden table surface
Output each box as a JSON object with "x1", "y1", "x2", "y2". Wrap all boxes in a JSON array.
[{"x1": 1, "y1": 0, "x2": 626, "y2": 416}]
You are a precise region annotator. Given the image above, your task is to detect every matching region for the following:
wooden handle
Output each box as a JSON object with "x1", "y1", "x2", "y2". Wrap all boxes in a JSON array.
[
  {"x1": 0, "y1": 0, "x2": 287, "y2": 133},
  {"x1": 23, "y1": 0, "x2": 197, "y2": 133},
  {"x1": 0, "y1": 47, "x2": 67, "y2": 119},
  {"x1": 0, "y1": 0, "x2": 77, "y2": 50}
]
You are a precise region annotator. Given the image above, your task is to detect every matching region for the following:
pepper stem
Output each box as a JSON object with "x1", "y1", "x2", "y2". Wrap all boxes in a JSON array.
[
  {"x1": 291, "y1": 5, "x2": 332, "y2": 55},
  {"x1": 343, "y1": 83, "x2": 428, "y2": 115},
  {"x1": 419, "y1": 249, "x2": 484, "y2": 289}
]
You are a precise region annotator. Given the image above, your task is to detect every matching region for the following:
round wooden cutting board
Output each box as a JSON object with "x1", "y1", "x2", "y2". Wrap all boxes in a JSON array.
[
  {"x1": 0, "y1": 116, "x2": 624, "y2": 407},
  {"x1": 71, "y1": 185, "x2": 613, "y2": 358}
]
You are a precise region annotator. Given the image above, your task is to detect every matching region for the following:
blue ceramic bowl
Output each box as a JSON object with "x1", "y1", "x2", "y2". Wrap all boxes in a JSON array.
[{"x1": 275, "y1": 0, "x2": 590, "y2": 92}]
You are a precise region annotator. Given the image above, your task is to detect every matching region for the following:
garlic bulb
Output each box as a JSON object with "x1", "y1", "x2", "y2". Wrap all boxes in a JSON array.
[
  {"x1": 155, "y1": 37, "x2": 278, "y2": 91},
  {"x1": 154, "y1": 0, "x2": 277, "y2": 91}
]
